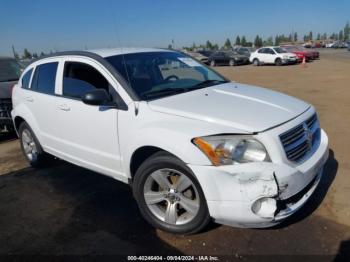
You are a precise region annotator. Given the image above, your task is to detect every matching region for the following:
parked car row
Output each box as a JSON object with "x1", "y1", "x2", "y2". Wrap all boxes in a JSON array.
[
  {"x1": 325, "y1": 41, "x2": 349, "y2": 48},
  {"x1": 186, "y1": 44, "x2": 320, "y2": 67}
]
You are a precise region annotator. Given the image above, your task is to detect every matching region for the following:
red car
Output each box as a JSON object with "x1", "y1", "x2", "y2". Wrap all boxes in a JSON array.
[{"x1": 282, "y1": 45, "x2": 313, "y2": 62}]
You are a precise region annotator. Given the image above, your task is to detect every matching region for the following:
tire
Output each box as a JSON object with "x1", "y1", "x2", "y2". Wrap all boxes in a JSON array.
[
  {"x1": 253, "y1": 58, "x2": 260, "y2": 66},
  {"x1": 133, "y1": 152, "x2": 210, "y2": 234},
  {"x1": 210, "y1": 60, "x2": 216, "y2": 67},
  {"x1": 19, "y1": 122, "x2": 50, "y2": 167},
  {"x1": 275, "y1": 58, "x2": 282, "y2": 66},
  {"x1": 229, "y1": 59, "x2": 235, "y2": 66}
]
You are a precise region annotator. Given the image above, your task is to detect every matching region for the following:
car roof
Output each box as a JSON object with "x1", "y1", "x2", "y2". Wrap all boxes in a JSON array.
[{"x1": 89, "y1": 47, "x2": 174, "y2": 58}]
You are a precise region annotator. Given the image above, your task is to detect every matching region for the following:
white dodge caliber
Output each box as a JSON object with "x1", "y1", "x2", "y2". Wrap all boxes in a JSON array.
[{"x1": 11, "y1": 48, "x2": 329, "y2": 234}]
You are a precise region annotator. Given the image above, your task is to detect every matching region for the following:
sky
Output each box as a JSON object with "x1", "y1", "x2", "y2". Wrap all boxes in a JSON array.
[{"x1": 0, "y1": 0, "x2": 349, "y2": 56}]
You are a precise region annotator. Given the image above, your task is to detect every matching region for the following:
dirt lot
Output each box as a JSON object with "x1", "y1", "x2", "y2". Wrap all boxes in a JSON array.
[{"x1": 0, "y1": 49, "x2": 349, "y2": 260}]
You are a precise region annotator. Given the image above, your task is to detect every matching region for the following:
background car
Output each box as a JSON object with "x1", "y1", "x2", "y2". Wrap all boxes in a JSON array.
[
  {"x1": 298, "y1": 46, "x2": 319, "y2": 59},
  {"x1": 282, "y1": 45, "x2": 313, "y2": 62},
  {"x1": 0, "y1": 57, "x2": 22, "y2": 133},
  {"x1": 249, "y1": 46, "x2": 297, "y2": 66},
  {"x1": 225, "y1": 50, "x2": 250, "y2": 65},
  {"x1": 185, "y1": 51, "x2": 209, "y2": 64},
  {"x1": 198, "y1": 51, "x2": 233, "y2": 66},
  {"x1": 234, "y1": 47, "x2": 253, "y2": 57}
]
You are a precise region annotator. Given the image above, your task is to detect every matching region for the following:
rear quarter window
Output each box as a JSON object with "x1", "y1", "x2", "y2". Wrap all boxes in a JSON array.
[
  {"x1": 31, "y1": 62, "x2": 58, "y2": 94},
  {"x1": 21, "y1": 69, "x2": 33, "y2": 89}
]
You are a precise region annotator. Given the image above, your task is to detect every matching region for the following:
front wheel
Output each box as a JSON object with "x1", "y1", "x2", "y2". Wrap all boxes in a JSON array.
[
  {"x1": 275, "y1": 58, "x2": 283, "y2": 66},
  {"x1": 253, "y1": 58, "x2": 260, "y2": 66},
  {"x1": 229, "y1": 59, "x2": 235, "y2": 66},
  {"x1": 133, "y1": 152, "x2": 210, "y2": 234},
  {"x1": 210, "y1": 60, "x2": 216, "y2": 67}
]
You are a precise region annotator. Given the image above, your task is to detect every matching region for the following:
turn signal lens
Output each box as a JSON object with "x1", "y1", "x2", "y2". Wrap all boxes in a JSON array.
[{"x1": 193, "y1": 137, "x2": 221, "y2": 166}]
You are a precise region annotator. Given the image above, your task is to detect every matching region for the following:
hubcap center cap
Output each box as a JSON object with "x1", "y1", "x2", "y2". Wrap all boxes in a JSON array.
[{"x1": 167, "y1": 188, "x2": 178, "y2": 203}]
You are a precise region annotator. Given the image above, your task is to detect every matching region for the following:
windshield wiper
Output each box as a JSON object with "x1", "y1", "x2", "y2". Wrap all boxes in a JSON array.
[
  {"x1": 189, "y1": 79, "x2": 228, "y2": 90},
  {"x1": 141, "y1": 88, "x2": 186, "y2": 99}
]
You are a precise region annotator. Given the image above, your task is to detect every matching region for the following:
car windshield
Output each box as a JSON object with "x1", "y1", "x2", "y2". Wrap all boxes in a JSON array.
[
  {"x1": 236, "y1": 48, "x2": 249, "y2": 55},
  {"x1": 283, "y1": 46, "x2": 297, "y2": 52},
  {"x1": 0, "y1": 59, "x2": 22, "y2": 82},
  {"x1": 198, "y1": 51, "x2": 212, "y2": 57},
  {"x1": 273, "y1": 47, "x2": 287, "y2": 54},
  {"x1": 106, "y1": 51, "x2": 227, "y2": 100},
  {"x1": 226, "y1": 51, "x2": 239, "y2": 56}
]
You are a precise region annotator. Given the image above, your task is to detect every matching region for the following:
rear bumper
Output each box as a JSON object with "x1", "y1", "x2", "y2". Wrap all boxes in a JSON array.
[{"x1": 188, "y1": 129, "x2": 329, "y2": 228}]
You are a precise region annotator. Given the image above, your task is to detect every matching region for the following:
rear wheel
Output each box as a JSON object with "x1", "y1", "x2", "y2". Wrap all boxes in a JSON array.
[
  {"x1": 19, "y1": 122, "x2": 50, "y2": 167},
  {"x1": 210, "y1": 60, "x2": 216, "y2": 67},
  {"x1": 229, "y1": 59, "x2": 235, "y2": 66},
  {"x1": 253, "y1": 58, "x2": 260, "y2": 66},
  {"x1": 133, "y1": 152, "x2": 210, "y2": 234},
  {"x1": 275, "y1": 58, "x2": 282, "y2": 66}
]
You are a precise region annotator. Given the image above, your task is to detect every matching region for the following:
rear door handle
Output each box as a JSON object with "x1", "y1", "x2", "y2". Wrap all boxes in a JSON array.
[
  {"x1": 57, "y1": 104, "x2": 70, "y2": 111},
  {"x1": 25, "y1": 96, "x2": 34, "y2": 102}
]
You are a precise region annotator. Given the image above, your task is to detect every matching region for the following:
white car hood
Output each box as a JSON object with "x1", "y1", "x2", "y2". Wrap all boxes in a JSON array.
[{"x1": 148, "y1": 82, "x2": 310, "y2": 133}]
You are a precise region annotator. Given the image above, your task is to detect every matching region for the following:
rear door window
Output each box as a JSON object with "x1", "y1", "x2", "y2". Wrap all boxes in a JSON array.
[
  {"x1": 31, "y1": 62, "x2": 58, "y2": 94},
  {"x1": 21, "y1": 69, "x2": 33, "y2": 89}
]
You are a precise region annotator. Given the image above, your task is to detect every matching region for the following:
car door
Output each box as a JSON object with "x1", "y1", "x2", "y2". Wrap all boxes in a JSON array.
[
  {"x1": 51, "y1": 58, "x2": 124, "y2": 181},
  {"x1": 265, "y1": 48, "x2": 276, "y2": 63},
  {"x1": 26, "y1": 60, "x2": 61, "y2": 146},
  {"x1": 256, "y1": 48, "x2": 267, "y2": 63}
]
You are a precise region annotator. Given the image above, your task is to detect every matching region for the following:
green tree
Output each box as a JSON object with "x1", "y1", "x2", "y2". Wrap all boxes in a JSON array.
[
  {"x1": 344, "y1": 21, "x2": 350, "y2": 40},
  {"x1": 235, "y1": 36, "x2": 241, "y2": 46},
  {"x1": 339, "y1": 30, "x2": 344, "y2": 41},
  {"x1": 213, "y1": 43, "x2": 219, "y2": 50},
  {"x1": 40, "y1": 52, "x2": 46, "y2": 57},
  {"x1": 12, "y1": 45, "x2": 19, "y2": 60},
  {"x1": 264, "y1": 36, "x2": 273, "y2": 46},
  {"x1": 23, "y1": 48, "x2": 32, "y2": 59},
  {"x1": 322, "y1": 33, "x2": 327, "y2": 40},
  {"x1": 206, "y1": 40, "x2": 213, "y2": 50},
  {"x1": 254, "y1": 35, "x2": 263, "y2": 48},
  {"x1": 241, "y1": 36, "x2": 247, "y2": 46},
  {"x1": 223, "y1": 38, "x2": 232, "y2": 50},
  {"x1": 316, "y1": 33, "x2": 321, "y2": 40},
  {"x1": 309, "y1": 31, "x2": 313, "y2": 41},
  {"x1": 293, "y1": 32, "x2": 298, "y2": 42}
]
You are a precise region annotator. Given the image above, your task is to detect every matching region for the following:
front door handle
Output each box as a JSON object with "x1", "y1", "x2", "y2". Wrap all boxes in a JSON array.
[
  {"x1": 57, "y1": 104, "x2": 70, "y2": 111},
  {"x1": 25, "y1": 96, "x2": 34, "y2": 102}
]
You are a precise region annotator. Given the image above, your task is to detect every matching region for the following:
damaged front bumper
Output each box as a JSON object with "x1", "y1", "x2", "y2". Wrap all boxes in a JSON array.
[{"x1": 188, "y1": 129, "x2": 329, "y2": 228}]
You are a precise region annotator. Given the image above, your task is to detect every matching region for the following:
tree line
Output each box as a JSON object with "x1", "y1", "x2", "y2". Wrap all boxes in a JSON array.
[
  {"x1": 183, "y1": 21, "x2": 350, "y2": 51},
  {"x1": 12, "y1": 46, "x2": 54, "y2": 60}
]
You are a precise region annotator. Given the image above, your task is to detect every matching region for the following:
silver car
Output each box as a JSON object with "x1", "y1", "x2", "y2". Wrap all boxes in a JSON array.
[{"x1": 0, "y1": 57, "x2": 22, "y2": 132}]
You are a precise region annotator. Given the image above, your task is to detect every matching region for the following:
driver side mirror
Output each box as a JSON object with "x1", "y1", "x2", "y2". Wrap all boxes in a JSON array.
[{"x1": 82, "y1": 89, "x2": 112, "y2": 106}]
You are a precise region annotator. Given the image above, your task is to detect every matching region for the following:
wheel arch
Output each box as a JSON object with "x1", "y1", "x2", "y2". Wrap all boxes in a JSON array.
[{"x1": 129, "y1": 146, "x2": 182, "y2": 180}]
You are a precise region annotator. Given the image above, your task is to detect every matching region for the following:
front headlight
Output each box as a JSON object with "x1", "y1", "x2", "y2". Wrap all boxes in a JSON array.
[{"x1": 193, "y1": 135, "x2": 270, "y2": 166}]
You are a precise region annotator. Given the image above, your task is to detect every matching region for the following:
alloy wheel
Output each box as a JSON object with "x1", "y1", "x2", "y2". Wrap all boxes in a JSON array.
[{"x1": 143, "y1": 168, "x2": 200, "y2": 225}]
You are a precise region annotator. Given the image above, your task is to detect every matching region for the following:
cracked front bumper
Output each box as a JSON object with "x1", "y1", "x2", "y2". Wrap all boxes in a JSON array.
[{"x1": 188, "y1": 129, "x2": 329, "y2": 228}]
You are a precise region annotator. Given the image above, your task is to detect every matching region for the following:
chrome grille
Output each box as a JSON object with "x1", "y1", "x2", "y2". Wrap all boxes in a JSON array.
[
  {"x1": 280, "y1": 114, "x2": 320, "y2": 162},
  {"x1": 0, "y1": 99, "x2": 12, "y2": 119}
]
